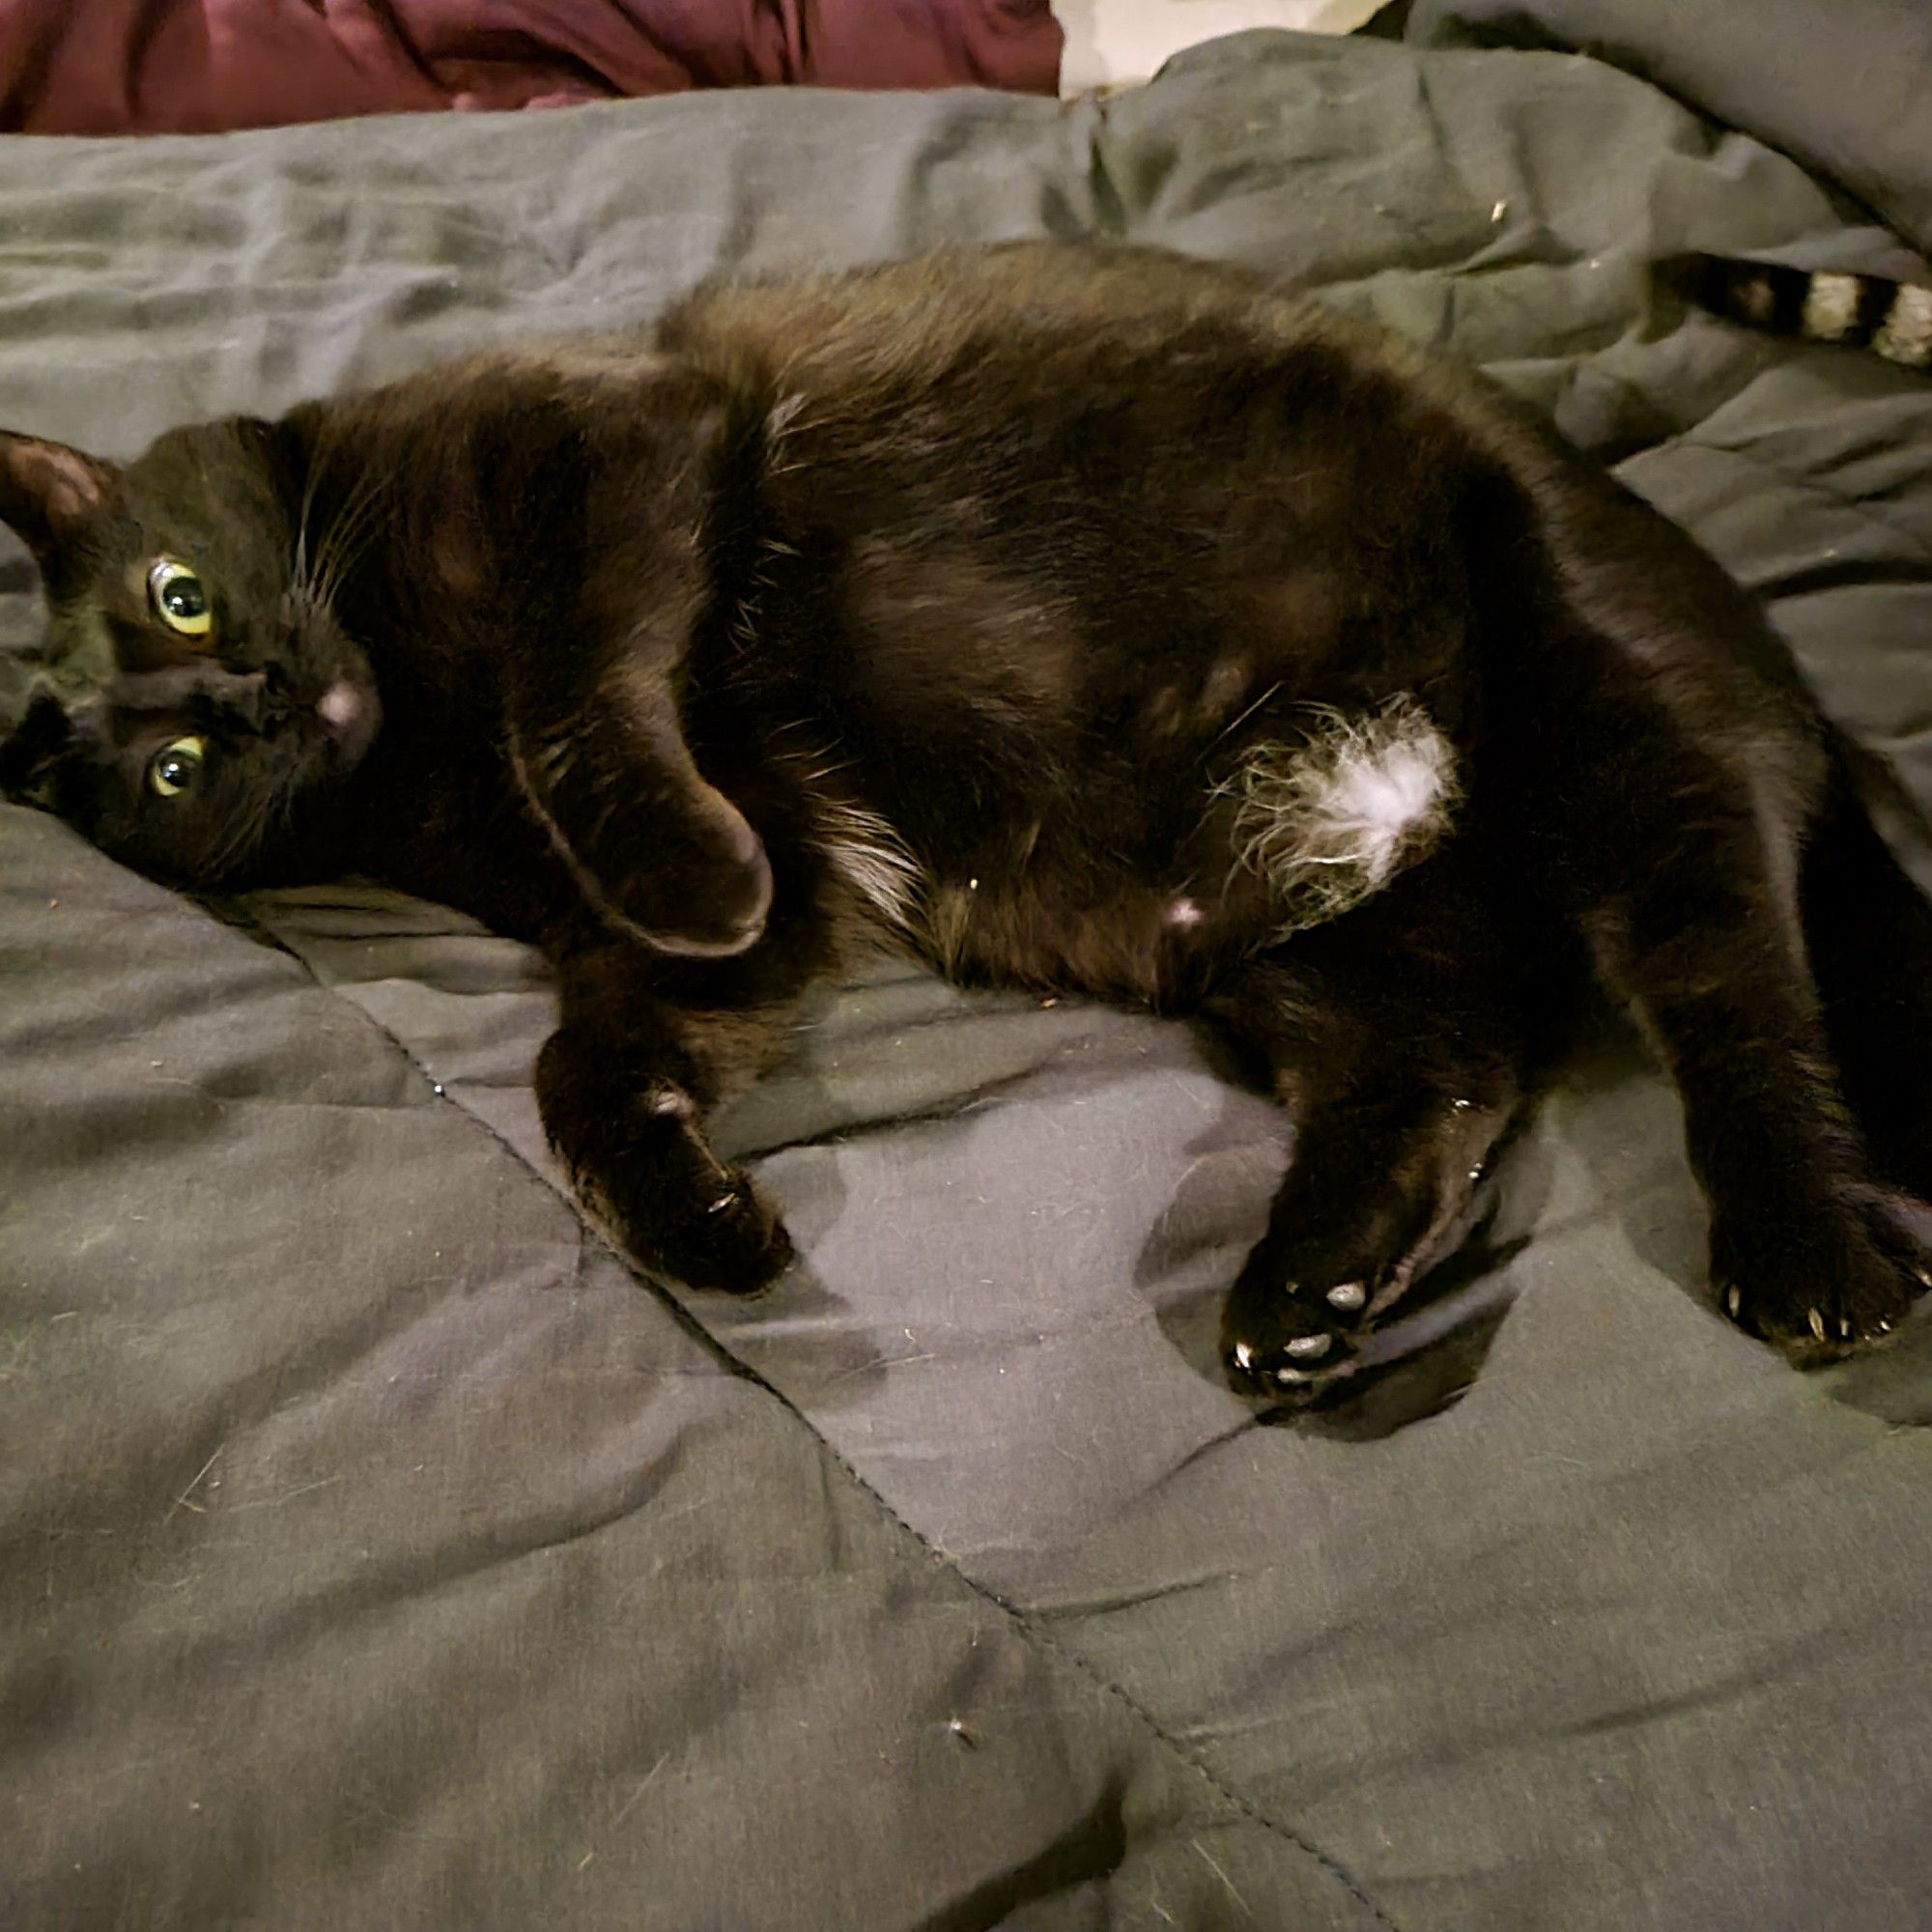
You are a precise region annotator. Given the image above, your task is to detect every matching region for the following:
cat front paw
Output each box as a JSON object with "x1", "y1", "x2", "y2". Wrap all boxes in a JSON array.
[
  {"x1": 1712, "y1": 1185, "x2": 1928, "y2": 1362},
  {"x1": 539, "y1": 1058, "x2": 793, "y2": 1295},
  {"x1": 572, "y1": 1126, "x2": 794, "y2": 1296}
]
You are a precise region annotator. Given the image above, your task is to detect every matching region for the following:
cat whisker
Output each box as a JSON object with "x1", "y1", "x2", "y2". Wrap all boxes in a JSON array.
[
  {"x1": 308, "y1": 495, "x2": 382, "y2": 608},
  {"x1": 1203, "y1": 680, "x2": 1283, "y2": 755},
  {"x1": 292, "y1": 450, "x2": 323, "y2": 589},
  {"x1": 303, "y1": 458, "x2": 397, "y2": 611}
]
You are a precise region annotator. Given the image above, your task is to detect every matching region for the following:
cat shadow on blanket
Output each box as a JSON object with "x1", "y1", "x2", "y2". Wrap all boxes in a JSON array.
[{"x1": 1141, "y1": 1021, "x2": 1556, "y2": 1440}]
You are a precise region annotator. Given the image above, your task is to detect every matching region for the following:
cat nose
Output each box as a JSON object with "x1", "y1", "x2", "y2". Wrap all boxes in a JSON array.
[
  {"x1": 317, "y1": 681, "x2": 362, "y2": 733},
  {"x1": 315, "y1": 679, "x2": 382, "y2": 761}
]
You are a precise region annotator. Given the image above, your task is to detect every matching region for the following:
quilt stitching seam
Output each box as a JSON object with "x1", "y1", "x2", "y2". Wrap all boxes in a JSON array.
[{"x1": 233, "y1": 898, "x2": 1405, "y2": 1932}]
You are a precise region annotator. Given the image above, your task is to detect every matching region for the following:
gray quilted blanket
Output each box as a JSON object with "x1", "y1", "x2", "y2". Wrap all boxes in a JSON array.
[{"x1": 5, "y1": 12, "x2": 1932, "y2": 1927}]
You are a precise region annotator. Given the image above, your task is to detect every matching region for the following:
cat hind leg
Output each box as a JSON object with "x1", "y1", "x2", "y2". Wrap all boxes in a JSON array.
[
  {"x1": 1801, "y1": 746, "x2": 1932, "y2": 1204},
  {"x1": 1205, "y1": 851, "x2": 1556, "y2": 1399}
]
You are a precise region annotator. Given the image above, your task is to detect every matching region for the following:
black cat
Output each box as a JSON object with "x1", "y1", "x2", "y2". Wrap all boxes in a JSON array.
[{"x1": 4, "y1": 242, "x2": 1930, "y2": 1398}]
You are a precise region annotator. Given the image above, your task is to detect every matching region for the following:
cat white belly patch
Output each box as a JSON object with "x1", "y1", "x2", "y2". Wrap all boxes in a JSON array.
[{"x1": 1220, "y1": 696, "x2": 1459, "y2": 929}]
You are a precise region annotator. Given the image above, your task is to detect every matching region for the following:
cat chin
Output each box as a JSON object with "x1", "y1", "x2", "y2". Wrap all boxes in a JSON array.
[{"x1": 315, "y1": 678, "x2": 381, "y2": 766}]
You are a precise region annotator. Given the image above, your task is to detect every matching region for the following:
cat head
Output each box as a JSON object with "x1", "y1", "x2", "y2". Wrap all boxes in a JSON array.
[{"x1": 0, "y1": 416, "x2": 380, "y2": 888}]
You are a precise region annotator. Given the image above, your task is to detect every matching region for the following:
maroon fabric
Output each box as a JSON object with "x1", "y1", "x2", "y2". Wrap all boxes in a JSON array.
[{"x1": 0, "y1": 1, "x2": 1063, "y2": 135}]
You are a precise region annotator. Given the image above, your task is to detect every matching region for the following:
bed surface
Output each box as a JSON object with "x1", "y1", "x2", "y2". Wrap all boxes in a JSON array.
[{"x1": 4, "y1": 15, "x2": 1932, "y2": 1929}]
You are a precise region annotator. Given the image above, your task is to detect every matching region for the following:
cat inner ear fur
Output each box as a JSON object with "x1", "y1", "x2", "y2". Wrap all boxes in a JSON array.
[
  {"x1": 0, "y1": 690, "x2": 75, "y2": 806},
  {"x1": 0, "y1": 431, "x2": 119, "y2": 579}
]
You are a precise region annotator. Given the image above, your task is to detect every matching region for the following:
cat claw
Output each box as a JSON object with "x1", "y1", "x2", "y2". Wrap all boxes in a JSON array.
[
  {"x1": 1725, "y1": 1285, "x2": 1743, "y2": 1320},
  {"x1": 705, "y1": 1192, "x2": 738, "y2": 1215},
  {"x1": 1807, "y1": 1307, "x2": 1828, "y2": 1342},
  {"x1": 1225, "y1": 1328, "x2": 1352, "y2": 1397},
  {"x1": 1325, "y1": 1280, "x2": 1367, "y2": 1313}
]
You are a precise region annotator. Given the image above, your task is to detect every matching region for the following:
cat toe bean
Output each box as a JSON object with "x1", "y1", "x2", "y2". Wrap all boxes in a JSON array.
[
  {"x1": 1225, "y1": 1331, "x2": 1352, "y2": 1398},
  {"x1": 1221, "y1": 1290, "x2": 1359, "y2": 1400}
]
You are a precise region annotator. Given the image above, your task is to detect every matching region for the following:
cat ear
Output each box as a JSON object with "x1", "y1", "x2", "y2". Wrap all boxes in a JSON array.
[
  {"x1": 0, "y1": 691, "x2": 75, "y2": 805},
  {"x1": 0, "y1": 431, "x2": 119, "y2": 572}
]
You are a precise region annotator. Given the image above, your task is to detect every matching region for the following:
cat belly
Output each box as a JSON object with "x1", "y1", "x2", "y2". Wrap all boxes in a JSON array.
[
  {"x1": 921, "y1": 876, "x2": 1227, "y2": 1004},
  {"x1": 811, "y1": 694, "x2": 1463, "y2": 1002}
]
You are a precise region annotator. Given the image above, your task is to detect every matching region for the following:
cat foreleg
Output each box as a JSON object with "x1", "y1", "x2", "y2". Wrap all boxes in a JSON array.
[{"x1": 534, "y1": 935, "x2": 804, "y2": 1295}]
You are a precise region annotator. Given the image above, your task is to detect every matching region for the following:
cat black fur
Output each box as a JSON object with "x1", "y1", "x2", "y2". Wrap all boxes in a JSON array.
[{"x1": 4, "y1": 242, "x2": 1930, "y2": 1398}]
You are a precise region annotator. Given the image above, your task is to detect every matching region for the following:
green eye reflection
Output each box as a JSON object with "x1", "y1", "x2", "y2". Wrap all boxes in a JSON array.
[
  {"x1": 148, "y1": 558, "x2": 212, "y2": 638},
  {"x1": 148, "y1": 735, "x2": 207, "y2": 799}
]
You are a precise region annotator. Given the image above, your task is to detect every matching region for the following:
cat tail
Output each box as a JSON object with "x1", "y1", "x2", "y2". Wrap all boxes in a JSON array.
[
  {"x1": 1657, "y1": 254, "x2": 1932, "y2": 369},
  {"x1": 1802, "y1": 723, "x2": 1932, "y2": 1199}
]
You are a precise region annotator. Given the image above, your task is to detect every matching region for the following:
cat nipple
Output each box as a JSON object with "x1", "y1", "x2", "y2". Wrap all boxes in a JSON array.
[{"x1": 1166, "y1": 896, "x2": 1204, "y2": 928}]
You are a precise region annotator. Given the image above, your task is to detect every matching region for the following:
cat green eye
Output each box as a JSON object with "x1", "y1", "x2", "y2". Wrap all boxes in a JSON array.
[
  {"x1": 148, "y1": 736, "x2": 207, "y2": 799},
  {"x1": 148, "y1": 558, "x2": 212, "y2": 638}
]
